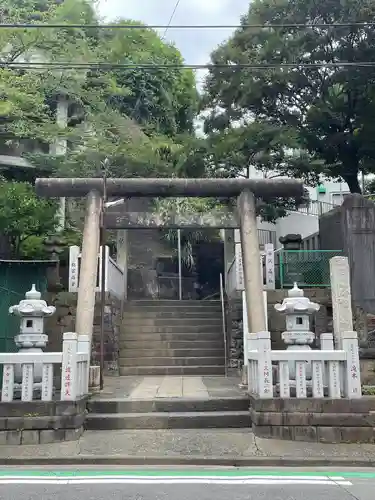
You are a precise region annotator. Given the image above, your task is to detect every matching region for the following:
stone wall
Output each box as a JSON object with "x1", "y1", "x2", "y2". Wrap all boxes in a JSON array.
[
  {"x1": 0, "y1": 398, "x2": 87, "y2": 445},
  {"x1": 125, "y1": 198, "x2": 175, "y2": 299},
  {"x1": 250, "y1": 395, "x2": 375, "y2": 443},
  {"x1": 225, "y1": 298, "x2": 242, "y2": 372},
  {"x1": 44, "y1": 291, "x2": 121, "y2": 375}
]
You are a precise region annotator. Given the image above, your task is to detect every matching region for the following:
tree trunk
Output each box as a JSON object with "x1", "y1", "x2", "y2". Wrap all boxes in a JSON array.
[
  {"x1": 343, "y1": 173, "x2": 362, "y2": 194},
  {"x1": 0, "y1": 235, "x2": 12, "y2": 259}
]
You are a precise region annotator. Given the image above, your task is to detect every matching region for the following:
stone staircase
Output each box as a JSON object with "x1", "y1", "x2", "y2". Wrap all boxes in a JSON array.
[
  {"x1": 85, "y1": 396, "x2": 250, "y2": 430},
  {"x1": 85, "y1": 300, "x2": 251, "y2": 431},
  {"x1": 119, "y1": 300, "x2": 225, "y2": 376}
]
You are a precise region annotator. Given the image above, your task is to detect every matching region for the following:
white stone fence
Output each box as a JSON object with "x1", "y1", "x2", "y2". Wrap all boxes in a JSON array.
[
  {"x1": 247, "y1": 331, "x2": 362, "y2": 399},
  {"x1": 69, "y1": 245, "x2": 125, "y2": 298},
  {"x1": 1, "y1": 332, "x2": 90, "y2": 402}
]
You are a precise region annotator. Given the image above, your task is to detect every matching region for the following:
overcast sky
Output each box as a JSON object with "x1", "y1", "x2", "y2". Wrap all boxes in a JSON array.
[{"x1": 97, "y1": 0, "x2": 250, "y2": 86}]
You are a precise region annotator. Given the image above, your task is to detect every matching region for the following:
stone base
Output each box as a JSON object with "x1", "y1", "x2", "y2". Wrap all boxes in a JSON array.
[
  {"x1": 250, "y1": 395, "x2": 375, "y2": 444},
  {"x1": 0, "y1": 397, "x2": 87, "y2": 445},
  {"x1": 89, "y1": 366, "x2": 101, "y2": 393}
]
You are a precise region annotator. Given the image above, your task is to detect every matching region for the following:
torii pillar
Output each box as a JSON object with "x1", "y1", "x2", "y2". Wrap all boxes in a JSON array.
[
  {"x1": 35, "y1": 178, "x2": 303, "y2": 359},
  {"x1": 238, "y1": 190, "x2": 266, "y2": 334},
  {"x1": 75, "y1": 191, "x2": 102, "y2": 337}
]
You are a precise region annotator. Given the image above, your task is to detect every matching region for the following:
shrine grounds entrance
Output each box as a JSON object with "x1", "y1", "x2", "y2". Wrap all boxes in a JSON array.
[{"x1": 35, "y1": 176, "x2": 303, "y2": 348}]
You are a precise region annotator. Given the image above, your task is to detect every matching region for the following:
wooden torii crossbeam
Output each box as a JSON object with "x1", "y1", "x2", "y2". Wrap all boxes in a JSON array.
[{"x1": 35, "y1": 176, "x2": 304, "y2": 365}]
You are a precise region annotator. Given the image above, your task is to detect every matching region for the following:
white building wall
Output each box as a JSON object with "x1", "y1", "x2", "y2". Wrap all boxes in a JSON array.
[
  {"x1": 247, "y1": 166, "x2": 351, "y2": 241},
  {"x1": 275, "y1": 212, "x2": 319, "y2": 242}
]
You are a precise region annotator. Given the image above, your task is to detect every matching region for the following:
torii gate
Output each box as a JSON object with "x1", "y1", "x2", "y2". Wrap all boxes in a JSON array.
[{"x1": 35, "y1": 177, "x2": 303, "y2": 345}]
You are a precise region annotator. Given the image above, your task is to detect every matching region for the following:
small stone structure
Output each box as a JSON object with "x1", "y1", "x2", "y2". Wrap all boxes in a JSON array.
[
  {"x1": 275, "y1": 283, "x2": 319, "y2": 383},
  {"x1": 0, "y1": 289, "x2": 90, "y2": 445},
  {"x1": 225, "y1": 288, "x2": 331, "y2": 372},
  {"x1": 248, "y1": 257, "x2": 375, "y2": 444},
  {"x1": 9, "y1": 285, "x2": 56, "y2": 398},
  {"x1": 0, "y1": 399, "x2": 86, "y2": 445}
]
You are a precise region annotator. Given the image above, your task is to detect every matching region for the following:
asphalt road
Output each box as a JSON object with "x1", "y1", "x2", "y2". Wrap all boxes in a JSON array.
[{"x1": 0, "y1": 467, "x2": 374, "y2": 500}]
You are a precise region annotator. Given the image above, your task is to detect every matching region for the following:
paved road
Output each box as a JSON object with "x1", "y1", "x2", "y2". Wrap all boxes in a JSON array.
[{"x1": 0, "y1": 467, "x2": 374, "y2": 500}]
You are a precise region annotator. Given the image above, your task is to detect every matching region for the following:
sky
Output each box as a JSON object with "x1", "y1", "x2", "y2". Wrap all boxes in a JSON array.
[{"x1": 97, "y1": 0, "x2": 251, "y2": 86}]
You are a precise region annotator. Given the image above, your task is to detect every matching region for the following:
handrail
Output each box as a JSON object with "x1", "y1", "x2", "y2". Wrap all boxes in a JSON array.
[
  {"x1": 108, "y1": 255, "x2": 124, "y2": 274},
  {"x1": 219, "y1": 272, "x2": 228, "y2": 378},
  {"x1": 227, "y1": 255, "x2": 236, "y2": 274}
]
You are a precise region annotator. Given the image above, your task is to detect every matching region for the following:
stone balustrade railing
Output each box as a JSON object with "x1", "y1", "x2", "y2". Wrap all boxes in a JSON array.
[
  {"x1": 247, "y1": 331, "x2": 362, "y2": 399},
  {"x1": 1, "y1": 332, "x2": 89, "y2": 402}
]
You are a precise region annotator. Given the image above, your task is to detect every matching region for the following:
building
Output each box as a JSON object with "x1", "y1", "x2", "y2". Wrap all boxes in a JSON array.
[{"x1": 247, "y1": 166, "x2": 351, "y2": 246}]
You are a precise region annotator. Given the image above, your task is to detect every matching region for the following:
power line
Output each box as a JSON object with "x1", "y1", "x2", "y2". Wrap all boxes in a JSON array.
[
  {"x1": 131, "y1": 0, "x2": 182, "y2": 120},
  {"x1": 2, "y1": 61, "x2": 375, "y2": 69},
  {"x1": 162, "y1": 0, "x2": 182, "y2": 38},
  {"x1": 0, "y1": 22, "x2": 375, "y2": 30}
]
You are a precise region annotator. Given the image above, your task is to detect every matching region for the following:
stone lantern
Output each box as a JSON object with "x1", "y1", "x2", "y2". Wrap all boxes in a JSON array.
[
  {"x1": 9, "y1": 285, "x2": 56, "y2": 397},
  {"x1": 44, "y1": 235, "x2": 65, "y2": 291},
  {"x1": 274, "y1": 283, "x2": 320, "y2": 381}
]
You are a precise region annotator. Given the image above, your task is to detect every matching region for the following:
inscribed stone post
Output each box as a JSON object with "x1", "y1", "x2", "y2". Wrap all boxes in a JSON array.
[{"x1": 329, "y1": 256, "x2": 353, "y2": 350}]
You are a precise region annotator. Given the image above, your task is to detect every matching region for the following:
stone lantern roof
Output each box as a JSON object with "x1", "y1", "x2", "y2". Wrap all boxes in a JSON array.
[
  {"x1": 274, "y1": 283, "x2": 320, "y2": 315},
  {"x1": 9, "y1": 284, "x2": 56, "y2": 318}
]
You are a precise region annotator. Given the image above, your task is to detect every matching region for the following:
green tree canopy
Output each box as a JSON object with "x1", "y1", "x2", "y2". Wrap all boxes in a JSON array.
[
  {"x1": 0, "y1": 0, "x2": 198, "y2": 180},
  {"x1": 101, "y1": 20, "x2": 198, "y2": 137},
  {"x1": 0, "y1": 179, "x2": 58, "y2": 257},
  {"x1": 202, "y1": 0, "x2": 375, "y2": 193}
]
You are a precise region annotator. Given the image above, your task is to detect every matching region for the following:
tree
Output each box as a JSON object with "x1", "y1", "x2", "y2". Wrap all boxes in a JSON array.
[
  {"x1": 0, "y1": 0, "x2": 197, "y2": 180},
  {"x1": 172, "y1": 125, "x2": 310, "y2": 222},
  {"x1": 0, "y1": 180, "x2": 58, "y2": 257},
  {"x1": 202, "y1": 0, "x2": 375, "y2": 193},
  {"x1": 101, "y1": 20, "x2": 199, "y2": 137}
]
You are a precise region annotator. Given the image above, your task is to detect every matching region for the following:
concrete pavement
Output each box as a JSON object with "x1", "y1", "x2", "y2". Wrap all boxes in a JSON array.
[
  {"x1": 94, "y1": 376, "x2": 246, "y2": 399},
  {"x1": 2, "y1": 377, "x2": 375, "y2": 466},
  {"x1": 0, "y1": 468, "x2": 374, "y2": 500},
  {"x1": 1, "y1": 428, "x2": 375, "y2": 466}
]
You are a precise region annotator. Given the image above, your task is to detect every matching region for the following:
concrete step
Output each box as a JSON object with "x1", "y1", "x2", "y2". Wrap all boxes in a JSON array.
[
  {"x1": 121, "y1": 325, "x2": 222, "y2": 334},
  {"x1": 122, "y1": 318, "x2": 222, "y2": 327},
  {"x1": 87, "y1": 397, "x2": 249, "y2": 414},
  {"x1": 119, "y1": 356, "x2": 225, "y2": 367},
  {"x1": 120, "y1": 332, "x2": 223, "y2": 342},
  {"x1": 124, "y1": 300, "x2": 221, "y2": 308},
  {"x1": 119, "y1": 348, "x2": 224, "y2": 358},
  {"x1": 119, "y1": 365, "x2": 225, "y2": 376},
  {"x1": 123, "y1": 310, "x2": 222, "y2": 319},
  {"x1": 85, "y1": 410, "x2": 251, "y2": 430},
  {"x1": 118, "y1": 339, "x2": 224, "y2": 350}
]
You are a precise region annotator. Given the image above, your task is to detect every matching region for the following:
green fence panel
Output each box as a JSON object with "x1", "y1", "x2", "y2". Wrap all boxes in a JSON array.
[
  {"x1": 0, "y1": 261, "x2": 49, "y2": 357},
  {"x1": 278, "y1": 250, "x2": 342, "y2": 288}
]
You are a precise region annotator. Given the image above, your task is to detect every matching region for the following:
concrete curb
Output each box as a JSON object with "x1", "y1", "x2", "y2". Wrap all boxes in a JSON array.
[{"x1": 1, "y1": 455, "x2": 375, "y2": 467}]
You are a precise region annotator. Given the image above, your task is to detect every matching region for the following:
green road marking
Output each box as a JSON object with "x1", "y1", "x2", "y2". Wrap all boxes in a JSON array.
[{"x1": 0, "y1": 469, "x2": 374, "y2": 478}]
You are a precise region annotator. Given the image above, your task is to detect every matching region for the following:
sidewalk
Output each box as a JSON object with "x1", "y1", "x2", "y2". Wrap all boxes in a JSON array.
[{"x1": 2, "y1": 428, "x2": 375, "y2": 466}]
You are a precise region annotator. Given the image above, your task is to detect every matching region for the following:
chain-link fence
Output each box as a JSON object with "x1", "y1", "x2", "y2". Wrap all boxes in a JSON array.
[{"x1": 278, "y1": 250, "x2": 342, "y2": 288}]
